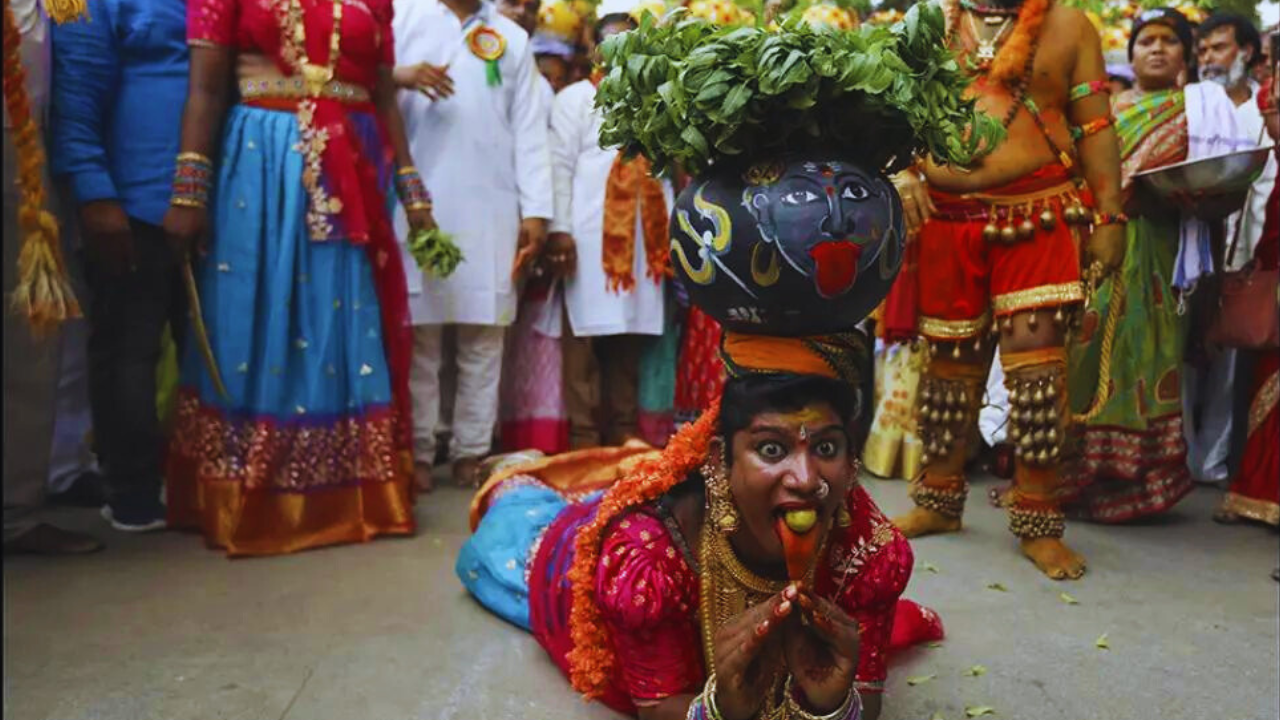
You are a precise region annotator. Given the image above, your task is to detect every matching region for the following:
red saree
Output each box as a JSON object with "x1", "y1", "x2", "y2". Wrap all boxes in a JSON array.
[
  {"x1": 1219, "y1": 183, "x2": 1279, "y2": 526},
  {"x1": 469, "y1": 446, "x2": 944, "y2": 716}
]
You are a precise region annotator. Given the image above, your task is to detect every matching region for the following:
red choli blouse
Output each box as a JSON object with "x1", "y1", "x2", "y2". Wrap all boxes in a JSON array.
[
  {"x1": 188, "y1": 0, "x2": 394, "y2": 89},
  {"x1": 590, "y1": 483, "x2": 913, "y2": 709}
]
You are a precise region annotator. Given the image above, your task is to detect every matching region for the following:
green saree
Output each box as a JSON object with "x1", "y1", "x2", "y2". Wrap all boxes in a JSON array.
[{"x1": 1064, "y1": 89, "x2": 1194, "y2": 523}]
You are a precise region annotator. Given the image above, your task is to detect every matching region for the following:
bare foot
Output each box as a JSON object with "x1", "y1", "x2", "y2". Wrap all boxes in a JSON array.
[
  {"x1": 1020, "y1": 537, "x2": 1087, "y2": 580},
  {"x1": 413, "y1": 463, "x2": 434, "y2": 494},
  {"x1": 892, "y1": 508, "x2": 962, "y2": 539},
  {"x1": 452, "y1": 456, "x2": 482, "y2": 487}
]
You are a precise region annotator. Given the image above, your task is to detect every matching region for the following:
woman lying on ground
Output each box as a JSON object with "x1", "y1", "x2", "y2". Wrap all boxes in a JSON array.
[{"x1": 458, "y1": 333, "x2": 942, "y2": 720}]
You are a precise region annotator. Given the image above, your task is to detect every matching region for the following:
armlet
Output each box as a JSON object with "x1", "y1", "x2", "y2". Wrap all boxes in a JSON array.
[
  {"x1": 1070, "y1": 116, "x2": 1114, "y2": 141},
  {"x1": 1068, "y1": 80, "x2": 1109, "y2": 103}
]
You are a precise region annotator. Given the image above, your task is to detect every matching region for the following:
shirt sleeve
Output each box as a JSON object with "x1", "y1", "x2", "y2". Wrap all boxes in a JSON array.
[
  {"x1": 187, "y1": 0, "x2": 237, "y2": 46},
  {"x1": 595, "y1": 511, "x2": 703, "y2": 705},
  {"x1": 839, "y1": 526, "x2": 913, "y2": 693},
  {"x1": 549, "y1": 85, "x2": 581, "y2": 236},
  {"x1": 49, "y1": 0, "x2": 121, "y2": 206},
  {"x1": 510, "y1": 37, "x2": 554, "y2": 221}
]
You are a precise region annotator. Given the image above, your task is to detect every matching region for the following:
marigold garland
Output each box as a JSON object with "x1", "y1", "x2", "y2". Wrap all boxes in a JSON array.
[
  {"x1": 565, "y1": 398, "x2": 722, "y2": 698},
  {"x1": 987, "y1": 0, "x2": 1051, "y2": 86},
  {"x1": 42, "y1": 0, "x2": 88, "y2": 23},
  {"x1": 3, "y1": 0, "x2": 81, "y2": 336}
]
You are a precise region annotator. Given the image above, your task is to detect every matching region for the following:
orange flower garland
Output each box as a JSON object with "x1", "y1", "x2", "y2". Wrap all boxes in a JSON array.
[
  {"x1": 565, "y1": 398, "x2": 722, "y2": 698},
  {"x1": 3, "y1": 0, "x2": 81, "y2": 336},
  {"x1": 987, "y1": 0, "x2": 1051, "y2": 87}
]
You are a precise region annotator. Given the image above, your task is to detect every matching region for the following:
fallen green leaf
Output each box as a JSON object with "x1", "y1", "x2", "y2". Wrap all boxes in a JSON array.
[
  {"x1": 986, "y1": 582, "x2": 1008, "y2": 592},
  {"x1": 928, "y1": 641, "x2": 944, "y2": 648},
  {"x1": 964, "y1": 665, "x2": 987, "y2": 677},
  {"x1": 921, "y1": 561, "x2": 940, "y2": 574},
  {"x1": 1059, "y1": 592, "x2": 1079, "y2": 605},
  {"x1": 965, "y1": 707, "x2": 996, "y2": 717},
  {"x1": 907, "y1": 674, "x2": 936, "y2": 686},
  {"x1": 1095, "y1": 633, "x2": 1110, "y2": 650}
]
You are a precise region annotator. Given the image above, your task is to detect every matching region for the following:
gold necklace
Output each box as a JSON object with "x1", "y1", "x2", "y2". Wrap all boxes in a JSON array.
[
  {"x1": 289, "y1": 0, "x2": 345, "y2": 97},
  {"x1": 698, "y1": 522, "x2": 828, "y2": 718}
]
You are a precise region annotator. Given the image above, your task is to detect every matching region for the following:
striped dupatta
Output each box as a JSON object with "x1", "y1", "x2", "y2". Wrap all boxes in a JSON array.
[{"x1": 1113, "y1": 88, "x2": 1188, "y2": 191}]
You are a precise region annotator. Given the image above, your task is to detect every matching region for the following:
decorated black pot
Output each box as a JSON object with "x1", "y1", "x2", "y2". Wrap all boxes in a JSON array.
[{"x1": 670, "y1": 154, "x2": 905, "y2": 337}]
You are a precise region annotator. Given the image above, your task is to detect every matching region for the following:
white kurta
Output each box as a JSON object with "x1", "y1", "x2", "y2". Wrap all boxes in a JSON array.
[
  {"x1": 393, "y1": 0, "x2": 554, "y2": 327},
  {"x1": 1224, "y1": 85, "x2": 1278, "y2": 271},
  {"x1": 550, "y1": 79, "x2": 667, "y2": 338}
]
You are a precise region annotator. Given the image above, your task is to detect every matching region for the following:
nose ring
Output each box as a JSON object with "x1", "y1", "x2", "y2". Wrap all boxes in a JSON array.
[{"x1": 815, "y1": 480, "x2": 831, "y2": 500}]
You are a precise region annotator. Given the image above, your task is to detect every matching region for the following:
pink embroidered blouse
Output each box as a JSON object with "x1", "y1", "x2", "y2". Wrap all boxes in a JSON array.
[{"x1": 534, "y1": 483, "x2": 914, "y2": 714}]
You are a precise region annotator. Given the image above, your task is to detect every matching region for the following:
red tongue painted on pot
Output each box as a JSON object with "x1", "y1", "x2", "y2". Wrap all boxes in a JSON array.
[{"x1": 809, "y1": 241, "x2": 861, "y2": 298}]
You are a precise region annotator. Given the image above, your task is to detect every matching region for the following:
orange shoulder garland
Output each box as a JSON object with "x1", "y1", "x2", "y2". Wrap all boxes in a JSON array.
[
  {"x1": 565, "y1": 399, "x2": 721, "y2": 698},
  {"x1": 987, "y1": 0, "x2": 1051, "y2": 87}
]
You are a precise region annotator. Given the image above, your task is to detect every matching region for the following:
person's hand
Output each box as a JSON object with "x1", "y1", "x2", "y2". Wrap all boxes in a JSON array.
[
  {"x1": 785, "y1": 590, "x2": 861, "y2": 714},
  {"x1": 81, "y1": 200, "x2": 135, "y2": 275},
  {"x1": 712, "y1": 584, "x2": 797, "y2": 720},
  {"x1": 892, "y1": 169, "x2": 934, "y2": 238},
  {"x1": 161, "y1": 203, "x2": 209, "y2": 261},
  {"x1": 543, "y1": 232, "x2": 577, "y2": 277},
  {"x1": 393, "y1": 63, "x2": 455, "y2": 100},
  {"x1": 1084, "y1": 222, "x2": 1125, "y2": 274},
  {"x1": 513, "y1": 217, "x2": 549, "y2": 280},
  {"x1": 407, "y1": 206, "x2": 438, "y2": 234}
]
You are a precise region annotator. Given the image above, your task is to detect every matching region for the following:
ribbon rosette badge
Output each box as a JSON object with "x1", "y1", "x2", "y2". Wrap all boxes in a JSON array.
[{"x1": 467, "y1": 26, "x2": 507, "y2": 86}]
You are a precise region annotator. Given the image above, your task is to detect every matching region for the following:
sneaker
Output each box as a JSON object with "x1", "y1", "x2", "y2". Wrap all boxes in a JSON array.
[{"x1": 101, "y1": 496, "x2": 167, "y2": 533}]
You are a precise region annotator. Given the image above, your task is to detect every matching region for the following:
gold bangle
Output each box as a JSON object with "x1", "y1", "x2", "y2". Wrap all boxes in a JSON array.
[
  {"x1": 176, "y1": 151, "x2": 213, "y2": 164},
  {"x1": 783, "y1": 675, "x2": 861, "y2": 720},
  {"x1": 396, "y1": 166, "x2": 421, "y2": 177},
  {"x1": 404, "y1": 201, "x2": 433, "y2": 212},
  {"x1": 170, "y1": 197, "x2": 207, "y2": 208}
]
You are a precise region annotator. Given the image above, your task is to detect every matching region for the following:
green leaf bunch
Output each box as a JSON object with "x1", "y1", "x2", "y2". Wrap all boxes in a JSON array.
[
  {"x1": 595, "y1": 0, "x2": 1003, "y2": 177},
  {"x1": 408, "y1": 228, "x2": 465, "y2": 279}
]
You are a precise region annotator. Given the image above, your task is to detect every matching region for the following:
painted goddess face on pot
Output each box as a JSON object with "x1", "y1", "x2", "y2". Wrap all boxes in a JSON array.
[{"x1": 745, "y1": 161, "x2": 896, "y2": 300}]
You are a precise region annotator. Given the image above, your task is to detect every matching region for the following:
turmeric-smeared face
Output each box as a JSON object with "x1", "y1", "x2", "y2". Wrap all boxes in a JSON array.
[{"x1": 723, "y1": 403, "x2": 855, "y2": 566}]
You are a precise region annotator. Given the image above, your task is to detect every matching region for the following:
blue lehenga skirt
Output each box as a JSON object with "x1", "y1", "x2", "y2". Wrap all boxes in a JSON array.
[{"x1": 166, "y1": 104, "x2": 414, "y2": 556}]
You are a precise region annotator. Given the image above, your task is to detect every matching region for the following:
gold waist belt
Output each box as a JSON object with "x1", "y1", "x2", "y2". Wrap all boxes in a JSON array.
[{"x1": 238, "y1": 76, "x2": 371, "y2": 104}]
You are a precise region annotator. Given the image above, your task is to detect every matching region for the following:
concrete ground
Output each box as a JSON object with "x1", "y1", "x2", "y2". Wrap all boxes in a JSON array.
[{"x1": 4, "y1": 475, "x2": 1277, "y2": 720}]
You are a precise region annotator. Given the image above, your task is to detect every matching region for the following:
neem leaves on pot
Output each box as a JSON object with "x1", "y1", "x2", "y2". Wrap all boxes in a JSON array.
[{"x1": 595, "y1": 2, "x2": 1001, "y2": 178}]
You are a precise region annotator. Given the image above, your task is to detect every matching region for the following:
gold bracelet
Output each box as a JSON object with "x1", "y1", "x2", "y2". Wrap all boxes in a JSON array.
[
  {"x1": 702, "y1": 675, "x2": 725, "y2": 720},
  {"x1": 396, "y1": 166, "x2": 421, "y2": 177},
  {"x1": 783, "y1": 675, "x2": 862, "y2": 720},
  {"x1": 170, "y1": 197, "x2": 207, "y2": 209},
  {"x1": 404, "y1": 201, "x2": 433, "y2": 212},
  {"x1": 176, "y1": 151, "x2": 213, "y2": 165}
]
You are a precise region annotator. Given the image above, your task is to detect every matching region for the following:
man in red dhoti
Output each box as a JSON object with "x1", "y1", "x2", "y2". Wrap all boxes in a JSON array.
[{"x1": 891, "y1": 0, "x2": 1125, "y2": 580}]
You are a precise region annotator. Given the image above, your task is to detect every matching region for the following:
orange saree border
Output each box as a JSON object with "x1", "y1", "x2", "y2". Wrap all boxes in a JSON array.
[
  {"x1": 468, "y1": 444, "x2": 660, "y2": 532},
  {"x1": 167, "y1": 448, "x2": 414, "y2": 557}
]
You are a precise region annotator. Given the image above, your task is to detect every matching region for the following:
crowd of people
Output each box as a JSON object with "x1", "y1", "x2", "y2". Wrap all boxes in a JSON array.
[{"x1": 2, "y1": 0, "x2": 1276, "y2": 598}]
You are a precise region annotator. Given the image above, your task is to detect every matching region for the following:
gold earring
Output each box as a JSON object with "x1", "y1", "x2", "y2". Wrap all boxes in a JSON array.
[
  {"x1": 836, "y1": 505, "x2": 853, "y2": 528},
  {"x1": 703, "y1": 444, "x2": 740, "y2": 535}
]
